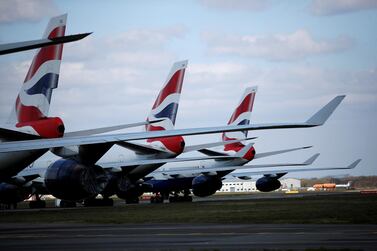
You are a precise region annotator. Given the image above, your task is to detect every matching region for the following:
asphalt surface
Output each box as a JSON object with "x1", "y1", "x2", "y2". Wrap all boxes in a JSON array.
[{"x1": 0, "y1": 223, "x2": 376, "y2": 250}]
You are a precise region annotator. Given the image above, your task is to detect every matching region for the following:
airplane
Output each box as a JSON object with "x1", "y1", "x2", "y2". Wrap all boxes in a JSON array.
[
  {"x1": 100, "y1": 86, "x2": 319, "y2": 203},
  {"x1": 0, "y1": 14, "x2": 156, "y2": 200},
  {"x1": 120, "y1": 87, "x2": 315, "y2": 202},
  {"x1": 0, "y1": 94, "x2": 346, "y2": 206},
  {"x1": 143, "y1": 158, "x2": 361, "y2": 202},
  {"x1": 0, "y1": 32, "x2": 91, "y2": 55}
]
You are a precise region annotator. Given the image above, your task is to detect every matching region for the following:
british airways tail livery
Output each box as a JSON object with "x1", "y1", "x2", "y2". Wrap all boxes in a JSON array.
[
  {"x1": 8, "y1": 14, "x2": 67, "y2": 138},
  {"x1": 222, "y1": 86, "x2": 257, "y2": 153},
  {"x1": 145, "y1": 60, "x2": 188, "y2": 154}
]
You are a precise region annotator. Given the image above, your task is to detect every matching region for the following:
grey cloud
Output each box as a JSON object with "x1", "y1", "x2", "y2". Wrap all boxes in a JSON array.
[
  {"x1": 310, "y1": 0, "x2": 377, "y2": 16},
  {"x1": 202, "y1": 29, "x2": 354, "y2": 61},
  {"x1": 0, "y1": 0, "x2": 58, "y2": 24},
  {"x1": 198, "y1": 0, "x2": 271, "y2": 12}
]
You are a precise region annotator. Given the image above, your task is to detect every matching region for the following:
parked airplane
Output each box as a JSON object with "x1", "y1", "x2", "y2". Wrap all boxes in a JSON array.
[
  {"x1": 0, "y1": 14, "x2": 156, "y2": 192},
  {"x1": 0, "y1": 14, "x2": 70, "y2": 182},
  {"x1": 126, "y1": 87, "x2": 315, "y2": 202},
  {"x1": 0, "y1": 93, "x2": 346, "y2": 206},
  {"x1": 144, "y1": 158, "x2": 360, "y2": 202}
]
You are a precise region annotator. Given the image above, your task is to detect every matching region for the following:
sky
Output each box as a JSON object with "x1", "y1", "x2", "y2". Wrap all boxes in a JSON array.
[{"x1": 0, "y1": 0, "x2": 376, "y2": 178}]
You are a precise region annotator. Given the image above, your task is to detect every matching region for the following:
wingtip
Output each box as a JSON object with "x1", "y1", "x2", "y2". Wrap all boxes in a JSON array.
[
  {"x1": 306, "y1": 95, "x2": 346, "y2": 126},
  {"x1": 304, "y1": 153, "x2": 320, "y2": 165},
  {"x1": 349, "y1": 159, "x2": 362, "y2": 169}
]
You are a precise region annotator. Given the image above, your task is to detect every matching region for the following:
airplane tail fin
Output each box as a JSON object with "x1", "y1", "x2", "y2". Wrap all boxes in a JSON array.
[
  {"x1": 222, "y1": 86, "x2": 257, "y2": 152},
  {"x1": 8, "y1": 14, "x2": 67, "y2": 125},
  {"x1": 145, "y1": 60, "x2": 188, "y2": 132},
  {"x1": 144, "y1": 60, "x2": 188, "y2": 154}
]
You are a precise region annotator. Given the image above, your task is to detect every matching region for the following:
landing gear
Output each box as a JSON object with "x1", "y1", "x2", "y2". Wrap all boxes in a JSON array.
[
  {"x1": 125, "y1": 197, "x2": 139, "y2": 204},
  {"x1": 29, "y1": 194, "x2": 46, "y2": 209},
  {"x1": 83, "y1": 197, "x2": 114, "y2": 207},
  {"x1": 168, "y1": 190, "x2": 192, "y2": 203},
  {"x1": 150, "y1": 193, "x2": 164, "y2": 203},
  {"x1": 59, "y1": 200, "x2": 76, "y2": 208}
]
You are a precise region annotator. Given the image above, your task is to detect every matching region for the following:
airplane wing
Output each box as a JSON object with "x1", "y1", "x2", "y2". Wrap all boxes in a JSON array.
[
  {"x1": 150, "y1": 154, "x2": 320, "y2": 178},
  {"x1": 0, "y1": 33, "x2": 91, "y2": 55},
  {"x1": 99, "y1": 155, "x2": 237, "y2": 171},
  {"x1": 254, "y1": 146, "x2": 313, "y2": 159},
  {"x1": 64, "y1": 120, "x2": 162, "y2": 137},
  {"x1": 231, "y1": 159, "x2": 361, "y2": 179},
  {"x1": 0, "y1": 96, "x2": 345, "y2": 153},
  {"x1": 183, "y1": 137, "x2": 257, "y2": 153}
]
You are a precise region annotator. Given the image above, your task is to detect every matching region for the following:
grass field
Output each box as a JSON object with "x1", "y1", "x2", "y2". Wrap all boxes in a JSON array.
[{"x1": 1, "y1": 193, "x2": 376, "y2": 224}]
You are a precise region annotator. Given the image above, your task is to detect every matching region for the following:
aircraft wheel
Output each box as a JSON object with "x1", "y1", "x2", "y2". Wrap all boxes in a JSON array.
[
  {"x1": 60, "y1": 200, "x2": 76, "y2": 208},
  {"x1": 29, "y1": 200, "x2": 46, "y2": 209}
]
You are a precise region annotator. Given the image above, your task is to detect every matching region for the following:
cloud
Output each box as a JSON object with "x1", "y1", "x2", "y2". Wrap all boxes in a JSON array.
[
  {"x1": 0, "y1": 0, "x2": 58, "y2": 24},
  {"x1": 198, "y1": 0, "x2": 271, "y2": 12},
  {"x1": 202, "y1": 29, "x2": 354, "y2": 61},
  {"x1": 310, "y1": 0, "x2": 377, "y2": 16}
]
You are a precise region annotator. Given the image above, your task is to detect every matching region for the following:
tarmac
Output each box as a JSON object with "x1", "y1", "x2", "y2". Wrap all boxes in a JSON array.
[{"x1": 1, "y1": 223, "x2": 376, "y2": 250}]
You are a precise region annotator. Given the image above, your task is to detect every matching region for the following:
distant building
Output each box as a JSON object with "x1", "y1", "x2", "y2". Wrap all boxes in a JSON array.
[
  {"x1": 281, "y1": 178, "x2": 301, "y2": 190},
  {"x1": 218, "y1": 178, "x2": 301, "y2": 193}
]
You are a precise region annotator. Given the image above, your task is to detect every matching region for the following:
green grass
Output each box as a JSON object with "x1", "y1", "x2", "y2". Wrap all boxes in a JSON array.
[{"x1": 1, "y1": 193, "x2": 376, "y2": 224}]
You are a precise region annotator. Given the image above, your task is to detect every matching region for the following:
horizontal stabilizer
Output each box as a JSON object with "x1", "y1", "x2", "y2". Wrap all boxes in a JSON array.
[
  {"x1": 0, "y1": 127, "x2": 40, "y2": 141},
  {"x1": 64, "y1": 120, "x2": 163, "y2": 137},
  {"x1": 116, "y1": 141, "x2": 168, "y2": 155},
  {"x1": 0, "y1": 32, "x2": 91, "y2": 55},
  {"x1": 254, "y1": 146, "x2": 312, "y2": 159},
  {"x1": 198, "y1": 148, "x2": 229, "y2": 157}
]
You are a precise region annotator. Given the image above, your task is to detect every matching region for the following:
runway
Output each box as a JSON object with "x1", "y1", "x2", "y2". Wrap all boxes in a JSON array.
[{"x1": 1, "y1": 223, "x2": 376, "y2": 250}]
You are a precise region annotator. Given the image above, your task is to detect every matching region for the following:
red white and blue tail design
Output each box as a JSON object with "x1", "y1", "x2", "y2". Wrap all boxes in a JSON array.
[
  {"x1": 145, "y1": 60, "x2": 188, "y2": 154},
  {"x1": 8, "y1": 14, "x2": 67, "y2": 137},
  {"x1": 146, "y1": 60, "x2": 188, "y2": 132},
  {"x1": 222, "y1": 86, "x2": 257, "y2": 153}
]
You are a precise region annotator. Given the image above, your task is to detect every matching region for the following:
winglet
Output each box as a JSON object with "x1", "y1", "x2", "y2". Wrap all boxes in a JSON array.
[
  {"x1": 348, "y1": 159, "x2": 362, "y2": 169},
  {"x1": 303, "y1": 153, "x2": 320, "y2": 165},
  {"x1": 306, "y1": 95, "x2": 345, "y2": 125}
]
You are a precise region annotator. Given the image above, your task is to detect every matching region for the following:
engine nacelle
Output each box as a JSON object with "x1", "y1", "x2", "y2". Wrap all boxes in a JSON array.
[
  {"x1": 45, "y1": 159, "x2": 108, "y2": 201},
  {"x1": 115, "y1": 177, "x2": 144, "y2": 200},
  {"x1": 192, "y1": 175, "x2": 222, "y2": 197},
  {"x1": 16, "y1": 117, "x2": 65, "y2": 138},
  {"x1": 256, "y1": 177, "x2": 281, "y2": 192},
  {"x1": 0, "y1": 183, "x2": 30, "y2": 204}
]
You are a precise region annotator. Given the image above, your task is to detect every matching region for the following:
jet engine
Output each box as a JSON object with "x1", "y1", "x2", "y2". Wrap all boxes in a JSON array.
[
  {"x1": 45, "y1": 159, "x2": 108, "y2": 201},
  {"x1": 256, "y1": 176, "x2": 281, "y2": 192},
  {"x1": 0, "y1": 183, "x2": 30, "y2": 204},
  {"x1": 192, "y1": 175, "x2": 222, "y2": 197},
  {"x1": 115, "y1": 176, "x2": 146, "y2": 203}
]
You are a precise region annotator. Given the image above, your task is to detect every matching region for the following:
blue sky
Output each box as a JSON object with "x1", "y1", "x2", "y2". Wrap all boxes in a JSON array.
[{"x1": 0, "y1": 0, "x2": 376, "y2": 177}]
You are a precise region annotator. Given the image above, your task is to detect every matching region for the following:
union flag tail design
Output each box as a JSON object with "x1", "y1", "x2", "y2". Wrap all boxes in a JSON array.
[
  {"x1": 145, "y1": 60, "x2": 188, "y2": 154},
  {"x1": 146, "y1": 60, "x2": 188, "y2": 132},
  {"x1": 9, "y1": 14, "x2": 66, "y2": 124},
  {"x1": 7, "y1": 14, "x2": 67, "y2": 138},
  {"x1": 222, "y1": 86, "x2": 257, "y2": 152}
]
